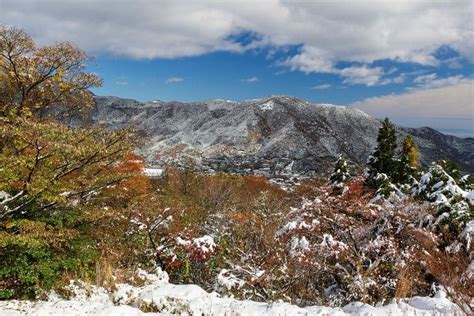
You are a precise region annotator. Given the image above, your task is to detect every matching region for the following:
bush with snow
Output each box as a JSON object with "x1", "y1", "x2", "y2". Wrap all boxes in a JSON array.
[
  {"x1": 329, "y1": 156, "x2": 351, "y2": 193},
  {"x1": 412, "y1": 162, "x2": 473, "y2": 229},
  {"x1": 371, "y1": 172, "x2": 403, "y2": 200}
]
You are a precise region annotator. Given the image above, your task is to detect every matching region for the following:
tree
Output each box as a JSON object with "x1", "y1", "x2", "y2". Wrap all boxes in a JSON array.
[
  {"x1": 402, "y1": 135, "x2": 419, "y2": 169},
  {"x1": 395, "y1": 135, "x2": 419, "y2": 184},
  {"x1": 437, "y1": 160, "x2": 462, "y2": 182},
  {"x1": 329, "y1": 155, "x2": 351, "y2": 193},
  {"x1": 0, "y1": 26, "x2": 101, "y2": 122},
  {"x1": 412, "y1": 162, "x2": 473, "y2": 229},
  {"x1": 0, "y1": 25, "x2": 133, "y2": 219},
  {"x1": 0, "y1": 26, "x2": 136, "y2": 298},
  {"x1": 0, "y1": 121, "x2": 134, "y2": 219},
  {"x1": 366, "y1": 118, "x2": 397, "y2": 186}
]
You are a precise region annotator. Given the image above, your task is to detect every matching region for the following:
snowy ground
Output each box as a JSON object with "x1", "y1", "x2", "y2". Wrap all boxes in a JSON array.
[{"x1": 0, "y1": 269, "x2": 463, "y2": 316}]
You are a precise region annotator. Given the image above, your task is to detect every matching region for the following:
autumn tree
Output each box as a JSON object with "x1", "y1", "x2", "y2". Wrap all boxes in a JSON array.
[
  {"x1": 0, "y1": 26, "x2": 138, "y2": 298},
  {"x1": 0, "y1": 122, "x2": 134, "y2": 219},
  {"x1": 0, "y1": 25, "x2": 135, "y2": 218},
  {"x1": 395, "y1": 135, "x2": 420, "y2": 184},
  {"x1": 0, "y1": 26, "x2": 101, "y2": 121}
]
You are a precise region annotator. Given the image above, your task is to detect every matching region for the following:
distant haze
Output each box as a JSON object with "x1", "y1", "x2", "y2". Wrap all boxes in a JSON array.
[{"x1": 352, "y1": 81, "x2": 474, "y2": 138}]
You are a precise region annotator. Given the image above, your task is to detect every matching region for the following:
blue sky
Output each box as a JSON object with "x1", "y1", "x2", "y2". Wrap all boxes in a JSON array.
[
  {"x1": 1, "y1": 0, "x2": 473, "y2": 136},
  {"x1": 90, "y1": 46, "x2": 473, "y2": 105}
]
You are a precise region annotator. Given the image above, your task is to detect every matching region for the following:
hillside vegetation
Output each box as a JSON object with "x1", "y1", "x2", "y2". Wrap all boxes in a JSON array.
[{"x1": 0, "y1": 26, "x2": 472, "y2": 315}]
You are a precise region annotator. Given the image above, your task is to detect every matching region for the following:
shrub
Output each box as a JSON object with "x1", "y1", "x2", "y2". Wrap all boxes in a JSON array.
[
  {"x1": 0, "y1": 210, "x2": 98, "y2": 299},
  {"x1": 329, "y1": 155, "x2": 351, "y2": 193},
  {"x1": 412, "y1": 162, "x2": 473, "y2": 232}
]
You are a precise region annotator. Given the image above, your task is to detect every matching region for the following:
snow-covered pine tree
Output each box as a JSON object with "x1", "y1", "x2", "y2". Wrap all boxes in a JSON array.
[
  {"x1": 459, "y1": 174, "x2": 473, "y2": 191},
  {"x1": 372, "y1": 173, "x2": 402, "y2": 199},
  {"x1": 437, "y1": 160, "x2": 462, "y2": 182},
  {"x1": 412, "y1": 162, "x2": 473, "y2": 227},
  {"x1": 366, "y1": 118, "x2": 397, "y2": 187},
  {"x1": 329, "y1": 155, "x2": 351, "y2": 193}
]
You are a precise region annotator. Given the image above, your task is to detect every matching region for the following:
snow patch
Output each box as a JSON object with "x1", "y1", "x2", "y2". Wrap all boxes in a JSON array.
[
  {"x1": 0, "y1": 279, "x2": 462, "y2": 316},
  {"x1": 217, "y1": 269, "x2": 245, "y2": 290},
  {"x1": 259, "y1": 100, "x2": 274, "y2": 111},
  {"x1": 142, "y1": 168, "x2": 163, "y2": 177}
]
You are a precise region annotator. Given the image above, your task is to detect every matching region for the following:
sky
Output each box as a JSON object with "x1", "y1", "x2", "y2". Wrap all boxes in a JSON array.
[{"x1": 1, "y1": 0, "x2": 473, "y2": 137}]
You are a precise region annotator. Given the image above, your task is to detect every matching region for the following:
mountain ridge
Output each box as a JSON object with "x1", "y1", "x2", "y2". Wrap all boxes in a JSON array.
[{"x1": 69, "y1": 94, "x2": 473, "y2": 175}]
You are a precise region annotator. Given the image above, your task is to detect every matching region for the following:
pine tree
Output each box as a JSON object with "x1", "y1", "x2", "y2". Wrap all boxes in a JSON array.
[
  {"x1": 437, "y1": 160, "x2": 462, "y2": 182},
  {"x1": 329, "y1": 155, "x2": 351, "y2": 192},
  {"x1": 459, "y1": 174, "x2": 473, "y2": 191},
  {"x1": 412, "y1": 162, "x2": 473, "y2": 227},
  {"x1": 367, "y1": 118, "x2": 397, "y2": 186}
]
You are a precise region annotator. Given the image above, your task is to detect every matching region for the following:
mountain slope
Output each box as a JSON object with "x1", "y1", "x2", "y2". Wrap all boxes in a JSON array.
[{"x1": 74, "y1": 95, "x2": 473, "y2": 175}]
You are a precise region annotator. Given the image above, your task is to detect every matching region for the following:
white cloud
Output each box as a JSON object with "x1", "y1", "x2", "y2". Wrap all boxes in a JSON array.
[
  {"x1": 1, "y1": 0, "x2": 472, "y2": 71},
  {"x1": 311, "y1": 84, "x2": 331, "y2": 90},
  {"x1": 412, "y1": 74, "x2": 469, "y2": 89},
  {"x1": 377, "y1": 74, "x2": 405, "y2": 85},
  {"x1": 339, "y1": 66, "x2": 384, "y2": 87},
  {"x1": 241, "y1": 76, "x2": 259, "y2": 83},
  {"x1": 444, "y1": 57, "x2": 463, "y2": 69},
  {"x1": 165, "y1": 77, "x2": 184, "y2": 84},
  {"x1": 338, "y1": 65, "x2": 407, "y2": 86},
  {"x1": 352, "y1": 81, "x2": 474, "y2": 120},
  {"x1": 283, "y1": 47, "x2": 334, "y2": 73},
  {"x1": 387, "y1": 67, "x2": 398, "y2": 75},
  {"x1": 286, "y1": 62, "x2": 402, "y2": 87},
  {"x1": 391, "y1": 74, "x2": 406, "y2": 84},
  {"x1": 413, "y1": 73, "x2": 438, "y2": 84}
]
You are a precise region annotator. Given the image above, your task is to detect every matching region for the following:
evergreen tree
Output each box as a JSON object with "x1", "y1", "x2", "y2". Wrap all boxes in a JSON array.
[
  {"x1": 412, "y1": 162, "x2": 473, "y2": 228},
  {"x1": 459, "y1": 174, "x2": 473, "y2": 191},
  {"x1": 437, "y1": 160, "x2": 462, "y2": 182},
  {"x1": 329, "y1": 155, "x2": 351, "y2": 192},
  {"x1": 366, "y1": 118, "x2": 397, "y2": 186},
  {"x1": 373, "y1": 173, "x2": 402, "y2": 198}
]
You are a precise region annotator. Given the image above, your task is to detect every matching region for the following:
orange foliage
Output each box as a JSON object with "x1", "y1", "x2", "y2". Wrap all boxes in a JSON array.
[{"x1": 113, "y1": 152, "x2": 152, "y2": 199}]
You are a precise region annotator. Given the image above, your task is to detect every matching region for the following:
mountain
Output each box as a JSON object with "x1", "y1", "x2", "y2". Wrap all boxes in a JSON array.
[{"x1": 71, "y1": 95, "x2": 473, "y2": 176}]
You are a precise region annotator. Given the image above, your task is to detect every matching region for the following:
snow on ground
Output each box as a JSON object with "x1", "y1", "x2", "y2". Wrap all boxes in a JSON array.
[{"x1": 0, "y1": 269, "x2": 463, "y2": 316}]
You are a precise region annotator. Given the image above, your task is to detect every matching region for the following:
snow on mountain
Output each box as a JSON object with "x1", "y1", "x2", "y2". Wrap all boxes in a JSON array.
[
  {"x1": 66, "y1": 95, "x2": 473, "y2": 175},
  {"x1": 259, "y1": 100, "x2": 275, "y2": 111}
]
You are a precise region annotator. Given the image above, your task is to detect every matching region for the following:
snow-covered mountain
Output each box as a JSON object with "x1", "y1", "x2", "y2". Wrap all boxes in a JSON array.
[{"x1": 72, "y1": 95, "x2": 473, "y2": 175}]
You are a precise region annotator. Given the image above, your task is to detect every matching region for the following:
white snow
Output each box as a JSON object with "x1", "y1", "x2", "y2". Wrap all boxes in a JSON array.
[
  {"x1": 467, "y1": 190, "x2": 474, "y2": 204},
  {"x1": 259, "y1": 100, "x2": 274, "y2": 111},
  {"x1": 460, "y1": 220, "x2": 474, "y2": 250},
  {"x1": 175, "y1": 236, "x2": 191, "y2": 247},
  {"x1": 217, "y1": 269, "x2": 245, "y2": 290},
  {"x1": 290, "y1": 236, "x2": 311, "y2": 257},
  {"x1": 142, "y1": 168, "x2": 164, "y2": 177},
  {"x1": 0, "y1": 191, "x2": 10, "y2": 200},
  {"x1": 192, "y1": 235, "x2": 217, "y2": 254},
  {"x1": 0, "y1": 274, "x2": 462, "y2": 316},
  {"x1": 320, "y1": 233, "x2": 348, "y2": 250}
]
